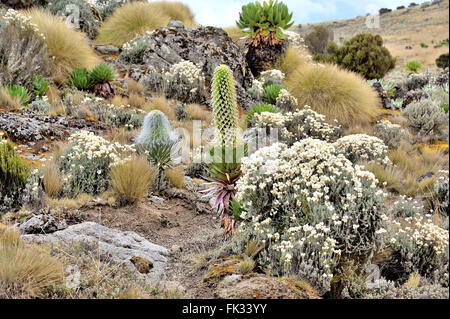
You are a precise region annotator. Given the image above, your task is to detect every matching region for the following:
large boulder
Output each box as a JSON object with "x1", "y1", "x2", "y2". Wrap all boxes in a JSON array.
[
  {"x1": 22, "y1": 222, "x2": 169, "y2": 282},
  {"x1": 142, "y1": 23, "x2": 255, "y2": 109}
]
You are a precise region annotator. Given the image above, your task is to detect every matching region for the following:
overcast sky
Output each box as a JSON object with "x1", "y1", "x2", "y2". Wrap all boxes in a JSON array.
[{"x1": 149, "y1": 0, "x2": 429, "y2": 27}]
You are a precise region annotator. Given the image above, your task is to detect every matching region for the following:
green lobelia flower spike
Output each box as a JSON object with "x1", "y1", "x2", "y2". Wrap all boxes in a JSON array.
[{"x1": 211, "y1": 65, "x2": 239, "y2": 147}]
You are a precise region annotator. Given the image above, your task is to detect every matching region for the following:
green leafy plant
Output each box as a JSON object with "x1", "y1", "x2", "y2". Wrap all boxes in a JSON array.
[
  {"x1": 89, "y1": 64, "x2": 115, "y2": 97},
  {"x1": 328, "y1": 33, "x2": 396, "y2": 80},
  {"x1": 32, "y1": 75, "x2": 48, "y2": 98},
  {"x1": 0, "y1": 138, "x2": 30, "y2": 212},
  {"x1": 69, "y1": 68, "x2": 90, "y2": 90},
  {"x1": 246, "y1": 103, "x2": 281, "y2": 123},
  {"x1": 420, "y1": 42, "x2": 429, "y2": 48},
  {"x1": 406, "y1": 60, "x2": 422, "y2": 73},
  {"x1": 263, "y1": 84, "x2": 286, "y2": 104},
  {"x1": 436, "y1": 53, "x2": 449, "y2": 69},
  {"x1": 440, "y1": 103, "x2": 449, "y2": 113},
  {"x1": 236, "y1": 0, "x2": 294, "y2": 46},
  {"x1": 144, "y1": 143, "x2": 174, "y2": 192},
  {"x1": 5, "y1": 85, "x2": 30, "y2": 105},
  {"x1": 305, "y1": 26, "x2": 332, "y2": 55}
]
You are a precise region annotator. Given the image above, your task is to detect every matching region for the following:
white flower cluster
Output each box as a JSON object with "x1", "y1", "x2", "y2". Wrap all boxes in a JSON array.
[
  {"x1": 434, "y1": 170, "x2": 449, "y2": 213},
  {"x1": 259, "y1": 69, "x2": 285, "y2": 85},
  {"x1": 333, "y1": 134, "x2": 391, "y2": 165},
  {"x1": 248, "y1": 79, "x2": 265, "y2": 100},
  {"x1": 373, "y1": 120, "x2": 412, "y2": 149},
  {"x1": 164, "y1": 60, "x2": 206, "y2": 103},
  {"x1": 2, "y1": 9, "x2": 45, "y2": 41},
  {"x1": 275, "y1": 89, "x2": 298, "y2": 113},
  {"x1": 0, "y1": 132, "x2": 6, "y2": 146},
  {"x1": 165, "y1": 61, "x2": 205, "y2": 86},
  {"x1": 252, "y1": 106, "x2": 341, "y2": 144}
]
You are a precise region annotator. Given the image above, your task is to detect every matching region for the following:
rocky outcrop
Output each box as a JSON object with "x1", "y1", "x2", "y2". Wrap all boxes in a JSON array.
[
  {"x1": 19, "y1": 214, "x2": 67, "y2": 234},
  {"x1": 22, "y1": 222, "x2": 169, "y2": 282},
  {"x1": 141, "y1": 23, "x2": 255, "y2": 109}
]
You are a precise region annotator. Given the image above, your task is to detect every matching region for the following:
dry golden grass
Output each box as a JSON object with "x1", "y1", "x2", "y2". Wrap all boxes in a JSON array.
[
  {"x1": 111, "y1": 95, "x2": 129, "y2": 107},
  {"x1": 275, "y1": 46, "x2": 310, "y2": 78},
  {"x1": 126, "y1": 78, "x2": 145, "y2": 94},
  {"x1": 185, "y1": 103, "x2": 213, "y2": 124},
  {"x1": 97, "y1": 1, "x2": 196, "y2": 47},
  {"x1": 26, "y1": 9, "x2": 99, "y2": 83},
  {"x1": 110, "y1": 156, "x2": 155, "y2": 205},
  {"x1": 165, "y1": 167, "x2": 185, "y2": 189},
  {"x1": 106, "y1": 127, "x2": 136, "y2": 145},
  {"x1": 285, "y1": 63, "x2": 380, "y2": 127},
  {"x1": 223, "y1": 26, "x2": 247, "y2": 41},
  {"x1": 0, "y1": 228, "x2": 64, "y2": 299},
  {"x1": 0, "y1": 88, "x2": 22, "y2": 110},
  {"x1": 245, "y1": 239, "x2": 264, "y2": 259},
  {"x1": 128, "y1": 93, "x2": 146, "y2": 109},
  {"x1": 144, "y1": 96, "x2": 175, "y2": 121},
  {"x1": 238, "y1": 257, "x2": 255, "y2": 275},
  {"x1": 42, "y1": 161, "x2": 63, "y2": 198},
  {"x1": 47, "y1": 193, "x2": 95, "y2": 210}
]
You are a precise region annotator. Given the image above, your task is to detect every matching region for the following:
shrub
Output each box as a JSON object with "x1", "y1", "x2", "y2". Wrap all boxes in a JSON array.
[
  {"x1": 28, "y1": 97, "x2": 51, "y2": 114},
  {"x1": 119, "y1": 33, "x2": 151, "y2": 65},
  {"x1": 333, "y1": 134, "x2": 391, "y2": 165},
  {"x1": 420, "y1": 42, "x2": 429, "y2": 48},
  {"x1": 406, "y1": 60, "x2": 422, "y2": 73},
  {"x1": 252, "y1": 106, "x2": 341, "y2": 145},
  {"x1": 26, "y1": 9, "x2": 99, "y2": 82},
  {"x1": 97, "y1": 1, "x2": 196, "y2": 47},
  {"x1": 248, "y1": 80, "x2": 265, "y2": 100},
  {"x1": 330, "y1": 33, "x2": 396, "y2": 80},
  {"x1": 164, "y1": 61, "x2": 206, "y2": 104},
  {"x1": 47, "y1": 0, "x2": 99, "y2": 38},
  {"x1": 0, "y1": 138, "x2": 30, "y2": 213},
  {"x1": 246, "y1": 103, "x2": 281, "y2": 124},
  {"x1": 236, "y1": 0, "x2": 294, "y2": 46},
  {"x1": 5, "y1": 85, "x2": 30, "y2": 105},
  {"x1": 436, "y1": 53, "x2": 449, "y2": 69},
  {"x1": 186, "y1": 162, "x2": 209, "y2": 179},
  {"x1": 304, "y1": 26, "x2": 331, "y2": 55},
  {"x1": 174, "y1": 102, "x2": 189, "y2": 121},
  {"x1": 263, "y1": 84, "x2": 285, "y2": 104},
  {"x1": 57, "y1": 130, "x2": 136, "y2": 196},
  {"x1": 32, "y1": 75, "x2": 48, "y2": 98},
  {"x1": 285, "y1": 63, "x2": 379, "y2": 127},
  {"x1": 0, "y1": 9, "x2": 48, "y2": 93},
  {"x1": 433, "y1": 170, "x2": 449, "y2": 216},
  {"x1": 110, "y1": 156, "x2": 155, "y2": 205},
  {"x1": 402, "y1": 98, "x2": 447, "y2": 134},
  {"x1": 235, "y1": 139, "x2": 384, "y2": 294},
  {"x1": 0, "y1": 227, "x2": 64, "y2": 299},
  {"x1": 69, "y1": 68, "x2": 90, "y2": 90},
  {"x1": 420, "y1": 83, "x2": 449, "y2": 109},
  {"x1": 373, "y1": 120, "x2": 413, "y2": 149},
  {"x1": 275, "y1": 88, "x2": 297, "y2": 112},
  {"x1": 258, "y1": 69, "x2": 285, "y2": 86}
]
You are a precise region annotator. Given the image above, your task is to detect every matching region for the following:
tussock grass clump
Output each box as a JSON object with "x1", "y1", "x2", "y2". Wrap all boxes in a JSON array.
[
  {"x1": 285, "y1": 63, "x2": 380, "y2": 127},
  {"x1": 97, "y1": 1, "x2": 196, "y2": 47},
  {"x1": 42, "y1": 161, "x2": 63, "y2": 198},
  {"x1": 185, "y1": 103, "x2": 213, "y2": 123},
  {"x1": 0, "y1": 88, "x2": 22, "y2": 110},
  {"x1": 110, "y1": 156, "x2": 155, "y2": 205},
  {"x1": 144, "y1": 96, "x2": 175, "y2": 121},
  {"x1": 275, "y1": 46, "x2": 310, "y2": 78},
  {"x1": 165, "y1": 167, "x2": 185, "y2": 189},
  {"x1": 0, "y1": 227, "x2": 64, "y2": 299},
  {"x1": 26, "y1": 9, "x2": 99, "y2": 83}
]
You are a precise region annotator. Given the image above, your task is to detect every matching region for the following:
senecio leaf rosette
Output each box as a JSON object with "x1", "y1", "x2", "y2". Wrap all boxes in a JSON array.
[{"x1": 211, "y1": 65, "x2": 240, "y2": 147}]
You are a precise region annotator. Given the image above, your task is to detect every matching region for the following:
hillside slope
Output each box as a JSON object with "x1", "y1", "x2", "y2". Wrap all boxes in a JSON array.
[{"x1": 297, "y1": 0, "x2": 449, "y2": 67}]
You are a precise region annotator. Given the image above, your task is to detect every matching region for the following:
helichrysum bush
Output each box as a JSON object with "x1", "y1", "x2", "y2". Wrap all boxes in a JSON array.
[
  {"x1": 29, "y1": 96, "x2": 51, "y2": 114},
  {"x1": 47, "y1": 0, "x2": 99, "y2": 38},
  {"x1": 406, "y1": 60, "x2": 422, "y2": 73},
  {"x1": 379, "y1": 213, "x2": 449, "y2": 284},
  {"x1": 259, "y1": 69, "x2": 285, "y2": 85},
  {"x1": 248, "y1": 80, "x2": 265, "y2": 100},
  {"x1": 420, "y1": 83, "x2": 449, "y2": 111},
  {"x1": 119, "y1": 32, "x2": 152, "y2": 65},
  {"x1": 333, "y1": 134, "x2": 391, "y2": 165},
  {"x1": 252, "y1": 106, "x2": 341, "y2": 145},
  {"x1": 0, "y1": 9, "x2": 48, "y2": 93},
  {"x1": 164, "y1": 61, "x2": 206, "y2": 104},
  {"x1": 235, "y1": 138, "x2": 385, "y2": 293},
  {"x1": 275, "y1": 88, "x2": 298, "y2": 112},
  {"x1": 246, "y1": 103, "x2": 281, "y2": 124},
  {"x1": 402, "y1": 98, "x2": 447, "y2": 134},
  {"x1": 211, "y1": 65, "x2": 239, "y2": 147},
  {"x1": 373, "y1": 120, "x2": 413, "y2": 149},
  {"x1": 433, "y1": 170, "x2": 449, "y2": 216},
  {"x1": 0, "y1": 136, "x2": 30, "y2": 213},
  {"x1": 56, "y1": 130, "x2": 136, "y2": 196}
]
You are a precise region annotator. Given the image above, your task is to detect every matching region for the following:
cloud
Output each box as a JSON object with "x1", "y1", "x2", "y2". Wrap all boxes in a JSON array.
[{"x1": 149, "y1": 0, "x2": 428, "y2": 27}]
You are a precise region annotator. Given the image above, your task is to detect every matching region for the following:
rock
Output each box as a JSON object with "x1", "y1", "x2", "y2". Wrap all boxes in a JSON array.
[
  {"x1": 142, "y1": 23, "x2": 255, "y2": 109},
  {"x1": 217, "y1": 275, "x2": 320, "y2": 299},
  {"x1": 22, "y1": 222, "x2": 169, "y2": 281},
  {"x1": 402, "y1": 91, "x2": 429, "y2": 108},
  {"x1": 95, "y1": 45, "x2": 120, "y2": 55},
  {"x1": 379, "y1": 8, "x2": 392, "y2": 15},
  {"x1": 19, "y1": 214, "x2": 67, "y2": 234},
  {"x1": 417, "y1": 172, "x2": 435, "y2": 182},
  {"x1": 371, "y1": 82, "x2": 391, "y2": 109},
  {"x1": 167, "y1": 20, "x2": 184, "y2": 28},
  {"x1": 405, "y1": 45, "x2": 413, "y2": 50},
  {"x1": 150, "y1": 196, "x2": 165, "y2": 204}
]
